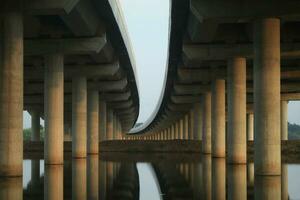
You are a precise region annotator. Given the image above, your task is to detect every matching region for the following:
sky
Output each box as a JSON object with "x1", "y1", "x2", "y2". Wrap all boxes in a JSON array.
[{"x1": 22, "y1": 0, "x2": 300, "y2": 129}]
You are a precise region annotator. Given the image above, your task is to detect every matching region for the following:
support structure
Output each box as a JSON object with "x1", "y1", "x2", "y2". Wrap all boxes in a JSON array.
[
  {"x1": 0, "y1": 9, "x2": 23, "y2": 176},
  {"x1": 72, "y1": 76, "x2": 87, "y2": 158},
  {"x1": 31, "y1": 111, "x2": 40, "y2": 141},
  {"x1": 212, "y1": 79, "x2": 226, "y2": 157},
  {"x1": 281, "y1": 100, "x2": 288, "y2": 140},
  {"x1": 202, "y1": 92, "x2": 212, "y2": 154},
  {"x1": 44, "y1": 54, "x2": 64, "y2": 164},
  {"x1": 247, "y1": 113, "x2": 254, "y2": 141},
  {"x1": 254, "y1": 18, "x2": 281, "y2": 175},
  {"x1": 227, "y1": 57, "x2": 246, "y2": 163},
  {"x1": 87, "y1": 90, "x2": 99, "y2": 154}
]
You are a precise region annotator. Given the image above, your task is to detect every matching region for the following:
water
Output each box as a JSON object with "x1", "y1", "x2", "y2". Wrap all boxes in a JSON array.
[{"x1": 1, "y1": 153, "x2": 300, "y2": 199}]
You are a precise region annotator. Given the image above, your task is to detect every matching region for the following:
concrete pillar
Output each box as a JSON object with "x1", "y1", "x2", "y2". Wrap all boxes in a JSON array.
[
  {"x1": 0, "y1": 9, "x2": 23, "y2": 176},
  {"x1": 228, "y1": 165, "x2": 247, "y2": 200},
  {"x1": 281, "y1": 100, "x2": 288, "y2": 140},
  {"x1": 202, "y1": 155, "x2": 211, "y2": 200},
  {"x1": 211, "y1": 79, "x2": 226, "y2": 157},
  {"x1": 31, "y1": 111, "x2": 40, "y2": 141},
  {"x1": 202, "y1": 92, "x2": 212, "y2": 154},
  {"x1": 184, "y1": 115, "x2": 189, "y2": 139},
  {"x1": 254, "y1": 18, "x2": 281, "y2": 175},
  {"x1": 113, "y1": 114, "x2": 117, "y2": 139},
  {"x1": 99, "y1": 101, "x2": 107, "y2": 141},
  {"x1": 180, "y1": 119, "x2": 184, "y2": 139},
  {"x1": 64, "y1": 123, "x2": 72, "y2": 141},
  {"x1": 175, "y1": 122, "x2": 179, "y2": 139},
  {"x1": 212, "y1": 158, "x2": 226, "y2": 200},
  {"x1": 193, "y1": 102, "x2": 203, "y2": 140},
  {"x1": 45, "y1": 165, "x2": 63, "y2": 200},
  {"x1": 73, "y1": 159, "x2": 87, "y2": 200},
  {"x1": 227, "y1": 57, "x2": 247, "y2": 163},
  {"x1": 87, "y1": 90, "x2": 99, "y2": 154},
  {"x1": 44, "y1": 54, "x2": 64, "y2": 164},
  {"x1": 106, "y1": 108, "x2": 113, "y2": 140},
  {"x1": 72, "y1": 76, "x2": 87, "y2": 158},
  {"x1": 189, "y1": 110, "x2": 194, "y2": 139},
  {"x1": 247, "y1": 113, "x2": 254, "y2": 141},
  {"x1": 87, "y1": 155, "x2": 98, "y2": 200}
]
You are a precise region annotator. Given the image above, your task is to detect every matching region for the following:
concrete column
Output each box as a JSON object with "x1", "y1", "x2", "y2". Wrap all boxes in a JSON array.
[
  {"x1": 228, "y1": 165, "x2": 247, "y2": 200},
  {"x1": 87, "y1": 90, "x2": 99, "y2": 154},
  {"x1": 227, "y1": 57, "x2": 247, "y2": 163},
  {"x1": 106, "y1": 108, "x2": 114, "y2": 140},
  {"x1": 184, "y1": 115, "x2": 189, "y2": 139},
  {"x1": 87, "y1": 155, "x2": 98, "y2": 200},
  {"x1": 99, "y1": 161, "x2": 107, "y2": 199},
  {"x1": 31, "y1": 111, "x2": 40, "y2": 141},
  {"x1": 281, "y1": 100, "x2": 288, "y2": 140},
  {"x1": 113, "y1": 114, "x2": 117, "y2": 139},
  {"x1": 45, "y1": 165, "x2": 63, "y2": 200},
  {"x1": 247, "y1": 113, "x2": 254, "y2": 141},
  {"x1": 0, "y1": 9, "x2": 23, "y2": 176},
  {"x1": 64, "y1": 123, "x2": 72, "y2": 141},
  {"x1": 31, "y1": 160, "x2": 40, "y2": 192},
  {"x1": 0, "y1": 177, "x2": 22, "y2": 199},
  {"x1": 99, "y1": 101, "x2": 107, "y2": 141},
  {"x1": 44, "y1": 54, "x2": 64, "y2": 164},
  {"x1": 254, "y1": 18, "x2": 281, "y2": 175},
  {"x1": 73, "y1": 159, "x2": 87, "y2": 200},
  {"x1": 247, "y1": 162, "x2": 254, "y2": 188},
  {"x1": 211, "y1": 79, "x2": 226, "y2": 157},
  {"x1": 202, "y1": 92, "x2": 212, "y2": 154},
  {"x1": 189, "y1": 110, "x2": 194, "y2": 139},
  {"x1": 72, "y1": 76, "x2": 87, "y2": 158},
  {"x1": 180, "y1": 119, "x2": 184, "y2": 139},
  {"x1": 281, "y1": 164, "x2": 288, "y2": 200},
  {"x1": 193, "y1": 102, "x2": 203, "y2": 140},
  {"x1": 175, "y1": 122, "x2": 179, "y2": 139}
]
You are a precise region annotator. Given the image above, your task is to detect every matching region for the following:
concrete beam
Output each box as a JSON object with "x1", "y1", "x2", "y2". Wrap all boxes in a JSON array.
[
  {"x1": 171, "y1": 95, "x2": 201, "y2": 104},
  {"x1": 24, "y1": 78, "x2": 128, "y2": 94},
  {"x1": 184, "y1": 42, "x2": 300, "y2": 61},
  {"x1": 26, "y1": 0, "x2": 80, "y2": 15},
  {"x1": 24, "y1": 36, "x2": 106, "y2": 55},
  {"x1": 174, "y1": 84, "x2": 210, "y2": 95},
  {"x1": 191, "y1": 0, "x2": 300, "y2": 22},
  {"x1": 25, "y1": 62, "x2": 120, "y2": 80}
]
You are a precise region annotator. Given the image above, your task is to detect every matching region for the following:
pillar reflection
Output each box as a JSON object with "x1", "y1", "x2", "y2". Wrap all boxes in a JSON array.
[
  {"x1": 255, "y1": 175, "x2": 281, "y2": 200},
  {"x1": 0, "y1": 177, "x2": 22, "y2": 200},
  {"x1": 202, "y1": 155, "x2": 212, "y2": 200},
  {"x1": 87, "y1": 155, "x2": 98, "y2": 200},
  {"x1": 99, "y1": 160, "x2": 107, "y2": 199},
  {"x1": 44, "y1": 165, "x2": 63, "y2": 200},
  {"x1": 227, "y1": 164, "x2": 247, "y2": 200},
  {"x1": 72, "y1": 159, "x2": 87, "y2": 200},
  {"x1": 212, "y1": 158, "x2": 226, "y2": 200},
  {"x1": 281, "y1": 164, "x2": 288, "y2": 200}
]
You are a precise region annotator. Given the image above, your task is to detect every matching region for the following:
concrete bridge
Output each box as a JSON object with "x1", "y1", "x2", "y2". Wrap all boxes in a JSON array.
[
  {"x1": 0, "y1": 0, "x2": 139, "y2": 176},
  {"x1": 1, "y1": 0, "x2": 300, "y2": 181},
  {"x1": 131, "y1": 0, "x2": 300, "y2": 176}
]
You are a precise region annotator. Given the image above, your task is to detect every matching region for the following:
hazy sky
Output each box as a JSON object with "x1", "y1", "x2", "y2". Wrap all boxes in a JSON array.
[{"x1": 23, "y1": 1, "x2": 300, "y2": 129}]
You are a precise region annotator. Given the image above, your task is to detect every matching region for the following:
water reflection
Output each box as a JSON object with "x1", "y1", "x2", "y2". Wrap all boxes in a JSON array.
[{"x1": 0, "y1": 154, "x2": 299, "y2": 199}]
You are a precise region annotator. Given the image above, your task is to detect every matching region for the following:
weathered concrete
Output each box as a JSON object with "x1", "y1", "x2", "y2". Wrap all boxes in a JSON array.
[
  {"x1": 184, "y1": 115, "x2": 189, "y2": 139},
  {"x1": 247, "y1": 113, "x2": 254, "y2": 141},
  {"x1": 99, "y1": 101, "x2": 107, "y2": 141},
  {"x1": 189, "y1": 110, "x2": 194, "y2": 139},
  {"x1": 180, "y1": 119, "x2": 184, "y2": 139},
  {"x1": 0, "y1": 177, "x2": 22, "y2": 199},
  {"x1": 202, "y1": 92, "x2": 212, "y2": 154},
  {"x1": 227, "y1": 57, "x2": 247, "y2": 163},
  {"x1": 0, "y1": 10, "x2": 23, "y2": 176},
  {"x1": 255, "y1": 176, "x2": 281, "y2": 200},
  {"x1": 106, "y1": 108, "x2": 114, "y2": 140},
  {"x1": 44, "y1": 54, "x2": 64, "y2": 165},
  {"x1": 87, "y1": 90, "x2": 99, "y2": 154},
  {"x1": 44, "y1": 165, "x2": 63, "y2": 200},
  {"x1": 31, "y1": 111, "x2": 40, "y2": 141},
  {"x1": 254, "y1": 18, "x2": 281, "y2": 175},
  {"x1": 72, "y1": 76, "x2": 87, "y2": 158},
  {"x1": 212, "y1": 79, "x2": 226, "y2": 157},
  {"x1": 281, "y1": 100, "x2": 288, "y2": 140}
]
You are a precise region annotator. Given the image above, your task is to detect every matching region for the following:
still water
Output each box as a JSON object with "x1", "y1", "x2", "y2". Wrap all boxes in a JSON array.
[{"x1": 1, "y1": 154, "x2": 300, "y2": 200}]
